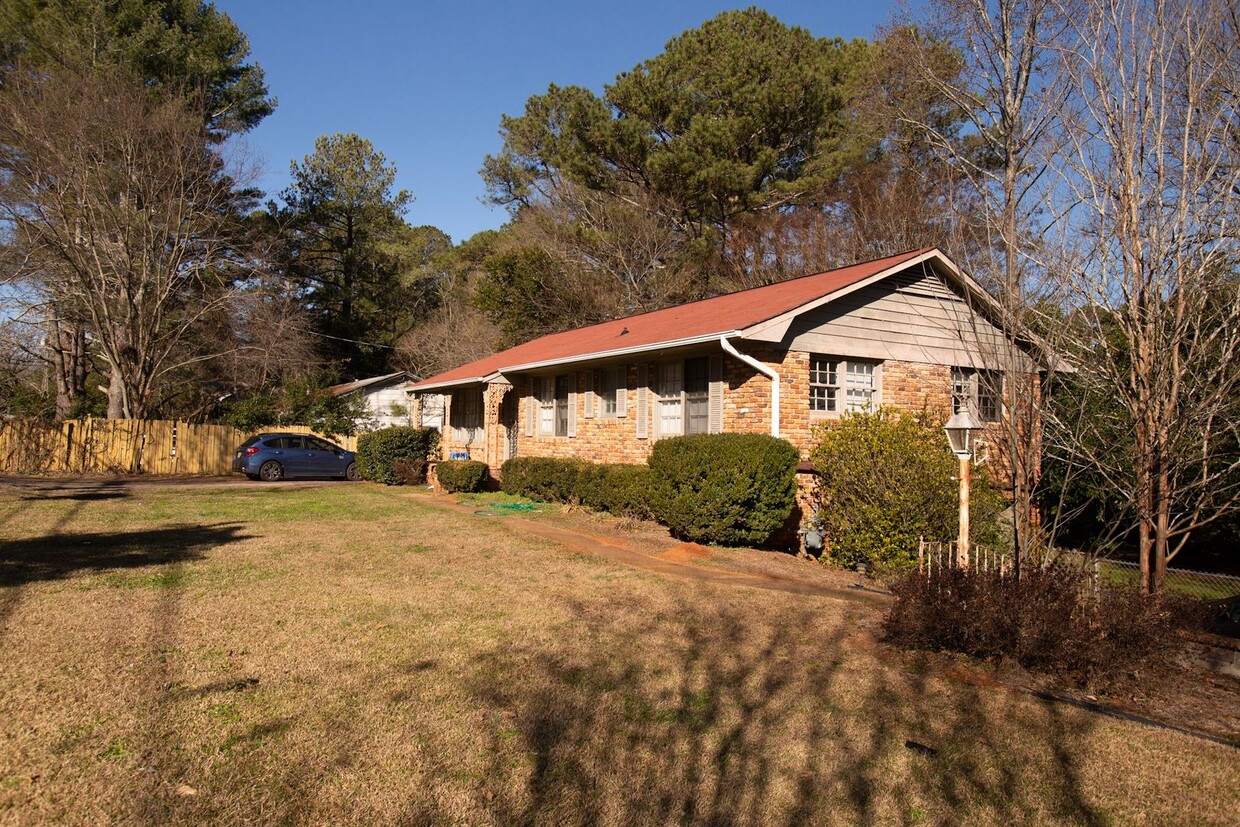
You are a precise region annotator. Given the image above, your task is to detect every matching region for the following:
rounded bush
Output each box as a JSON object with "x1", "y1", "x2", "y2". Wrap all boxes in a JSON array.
[
  {"x1": 500, "y1": 457, "x2": 655, "y2": 520},
  {"x1": 436, "y1": 459, "x2": 489, "y2": 493},
  {"x1": 647, "y1": 433, "x2": 799, "y2": 546},
  {"x1": 809, "y1": 409, "x2": 1003, "y2": 569},
  {"x1": 355, "y1": 426, "x2": 439, "y2": 485}
]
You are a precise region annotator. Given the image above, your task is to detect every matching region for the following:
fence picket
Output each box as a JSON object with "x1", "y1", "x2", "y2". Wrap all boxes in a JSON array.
[{"x1": 0, "y1": 419, "x2": 361, "y2": 478}]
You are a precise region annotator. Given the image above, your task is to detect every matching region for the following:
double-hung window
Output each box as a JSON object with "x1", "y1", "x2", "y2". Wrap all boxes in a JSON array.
[
  {"x1": 554, "y1": 374, "x2": 571, "y2": 436},
  {"x1": 952, "y1": 368, "x2": 1001, "y2": 422},
  {"x1": 810, "y1": 356, "x2": 878, "y2": 413},
  {"x1": 655, "y1": 357, "x2": 710, "y2": 436},
  {"x1": 657, "y1": 362, "x2": 684, "y2": 436},
  {"x1": 537, "y1": 378, "x2": 555, "y2": 435},
  {"x1": 684, "y1": 357, "x2": 710, "y2": 435},
  {"x1": 598, "y1": 366, "x2": 621, "y2": 417}
]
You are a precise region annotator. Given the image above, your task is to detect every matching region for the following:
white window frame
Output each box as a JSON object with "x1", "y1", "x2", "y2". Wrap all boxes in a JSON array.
[
  {"x1": 952, "y1": 368, "x2": 1001, "y2": 422},
  {"x1": 598, "y1": 366, "x2": 620, "y2": 418},
  {"x1": 554, "y1": 374, "x2": 571, "y2": 437},
  {"x1": 810, "y1": 356, "x2": 880, "y2": 415},
  {"x1": 657, "y1": 362, "x2": 683, "y2": 437},
  {"x1": 537, "y1": 377, "x2": 554, "y2": 436},
  {"x1": 655, "y1": 357, "x2": 711, "y2": 437}
]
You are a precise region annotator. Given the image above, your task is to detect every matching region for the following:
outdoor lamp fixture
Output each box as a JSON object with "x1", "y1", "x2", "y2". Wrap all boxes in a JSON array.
[{"x1": 944, "y1": 407, "x2": 984, "y2": 567}]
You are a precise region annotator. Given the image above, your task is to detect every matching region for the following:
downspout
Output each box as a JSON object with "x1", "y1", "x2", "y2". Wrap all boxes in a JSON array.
[{"x1": 720, "y1": 337, "x2": 780, "y2": 438}]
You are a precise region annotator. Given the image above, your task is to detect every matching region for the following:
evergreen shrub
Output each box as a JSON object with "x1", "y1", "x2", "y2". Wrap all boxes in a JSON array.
[
  {"x1": 355, "y1": 426, "x2": 439, "y2": 485},
  {"x1": 647, "y1": 433, "x2": 799, "y2": 546},
  {"x1": 810, "y1": 409, "x2": 1003, "y2": 570},
  {"x1": 436, "y1": 459, "x2": 490, "y2": 493},
  {"x1": 500, "y1": 457, "x2": 655, "y2": 519},
  {"x1": 500, "y1": 457, "x2": 588, "y2": 502}
]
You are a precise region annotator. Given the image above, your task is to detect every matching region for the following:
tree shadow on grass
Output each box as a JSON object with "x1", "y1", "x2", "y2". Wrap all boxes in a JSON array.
[
  {"x1": 436, "y1": 594, "x2": 1105, "y2": 826},
  {"x1": 0, "y1": 523, "x2": 250, "y2": 588}
]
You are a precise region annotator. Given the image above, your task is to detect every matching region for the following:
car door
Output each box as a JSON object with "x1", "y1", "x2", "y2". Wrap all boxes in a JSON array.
[
  {"x1": 305, "y1": 437, "x2": 346, "y2": 477},
  {"x1": 273, "y1": 436, "x2": 309, "y2": 476}
]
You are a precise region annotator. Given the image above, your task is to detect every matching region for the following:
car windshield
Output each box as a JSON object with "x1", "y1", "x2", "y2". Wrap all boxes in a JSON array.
[{"x1": 239, "y1": 435, "x2": 263, "y2": 448}]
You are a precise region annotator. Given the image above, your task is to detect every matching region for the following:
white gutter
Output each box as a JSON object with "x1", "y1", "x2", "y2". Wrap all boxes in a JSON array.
[
  {"x1": 408, "y1": 330, "x2": 744, "y2": 393},
  {"x1": 720, "y1": 336, "x2": 780, "y2": 438},
  {"x1": 501, "y1": 331, "x2": 742, "y2": 374}
]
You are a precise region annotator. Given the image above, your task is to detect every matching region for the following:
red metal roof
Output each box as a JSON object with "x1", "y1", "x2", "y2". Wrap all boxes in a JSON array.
[{"x1": 410, "y1": 248, "x2": 934, "y2": 390}]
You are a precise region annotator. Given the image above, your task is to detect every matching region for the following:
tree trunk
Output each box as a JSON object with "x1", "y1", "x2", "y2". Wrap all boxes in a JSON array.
[
  {"x1": 49, "y1": 317, "x2": 88, "y2": 419},
  {"x1": 106, "y1": 368, "x2": 127, "y2": 420}
]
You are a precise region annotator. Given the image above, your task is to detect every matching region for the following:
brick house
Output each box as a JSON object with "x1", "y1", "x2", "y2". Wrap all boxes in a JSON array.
[{"x1": 408, "y1": 248, "x2": 1050, "y2": 485}]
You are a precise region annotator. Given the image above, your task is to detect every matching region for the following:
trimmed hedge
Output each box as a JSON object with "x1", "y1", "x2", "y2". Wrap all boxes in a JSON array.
[
  {"x1": 500, "y1": 457, "x2": 654, "y2": 520},
  {"x1": 436, "y1": 459, "x2": 489, "y2": 493},
  {"x1": 356, "y1": 426, "x2": 439, "y2": 485},
  {"x1": 583, "y1": 464, "x2": 654, "y2": 520},
  {"x1": 500, "y1": 457, "x2": 588, "y2": 503},
  {"x1": 648, "y1": 433, "x2": 799, "y2": 546}
]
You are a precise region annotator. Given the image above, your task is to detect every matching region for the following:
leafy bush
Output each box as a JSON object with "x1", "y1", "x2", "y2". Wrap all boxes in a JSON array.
[
  {"x1": 884, "y1": 566, "x2": 1202, "y2": 688},
  {"x1": 221, "y1": 379, "x2": 369, "y2": 437},
  {"x1": 810, "y1": 409, "x2": 1004, "y2": 570},
  {"x1": 355, "y1": 426, "x2": 439, "y2": 485},
  {"x1": 587, "y1": 464, "x2": 655, "y2": 520},
  {"x1": 436, "y1": 459, "x2": 490, "y2": 493},
  {"x1": 647, "y1": 433, "x2": 799, "y2": 546},
  {"x1": 500, "y1": 457, "x2": 656, "y2": 519},
  {"x1": 392, "y1": 458, "x2": 428, "y2": 486},
  {"x1": 500, "y1": 457, "x2": 589, "y2": 502}
]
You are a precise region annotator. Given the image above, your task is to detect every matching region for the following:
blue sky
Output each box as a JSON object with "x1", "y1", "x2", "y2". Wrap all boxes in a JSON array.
[{"x1": 216, "y1": 1, "x2": 905, "y2": 244}]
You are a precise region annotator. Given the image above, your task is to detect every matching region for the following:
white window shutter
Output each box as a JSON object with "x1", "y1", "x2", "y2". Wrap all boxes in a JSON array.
[
  {"x1": 525, "y1": 388, "x2": 535, "y2": 437},
  {"x1": 584, "y1": 369, "x2": 595, "y2": 418},
  {"x1": 616, "y1": 364, "x2": 628, "y2": 417},
  {"x1": 636, "y1": 363, "x2": 648, "y2": 439},
  {"x1": 709, "y1": 355, "x2": 724, "y2": 433},
  {"x1": 567, "y1": 379, "x2": 578, "y2": 437}
]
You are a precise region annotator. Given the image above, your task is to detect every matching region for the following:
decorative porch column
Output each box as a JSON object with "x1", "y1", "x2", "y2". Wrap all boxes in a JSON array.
[{"x1": 482, "y1": 380, "x2": 513, "y2": 469}]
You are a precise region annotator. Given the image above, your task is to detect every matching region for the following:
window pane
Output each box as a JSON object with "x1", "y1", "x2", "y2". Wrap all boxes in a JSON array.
[
  {"x1": 978, "y1": 371, "x2": 1000, "y2": 421},
  {"x1": 809, "y1": 355, "x2": 839, "y2": 413},
  {"x1": 555, "y1": 374, "x2": 570, "y2": 436},
  {"x1": 844, "y1": 361, "x2": 874, "y2": 411},
  {"x1": 684, "y1": 357, "x2": 709, "y2": 394},
  {"x1": 686, "y1": 395, "x2": 709, "y2": 434},
  {"x1": 599, "y1": 368, "x2": 618, "y2": 416}
]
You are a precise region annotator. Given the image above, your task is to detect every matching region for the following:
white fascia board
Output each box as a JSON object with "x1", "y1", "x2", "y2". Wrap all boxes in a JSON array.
[
  {"x1": 404, "y1": 331, "x2": 743, "y2": 393},
  {"x1": 406, "y1": 377, "x2": 486, "y2": 393},
  {"x1": 497, "y1": 331, "x2": 742, "y2": 375}
]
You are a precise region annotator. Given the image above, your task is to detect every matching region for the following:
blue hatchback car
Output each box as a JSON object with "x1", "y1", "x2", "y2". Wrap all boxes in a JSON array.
[{"x1": 232, "y1": 433, "x2": 361, "y2": 482}]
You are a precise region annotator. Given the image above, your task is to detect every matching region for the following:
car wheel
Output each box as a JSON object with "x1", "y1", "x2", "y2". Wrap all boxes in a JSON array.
[
  {"x1": 259, "y1": 460, "x2": 284, "y2": 482},
  {"x1": 345, "y1": 461, "x2": 361, "y2": 482}
]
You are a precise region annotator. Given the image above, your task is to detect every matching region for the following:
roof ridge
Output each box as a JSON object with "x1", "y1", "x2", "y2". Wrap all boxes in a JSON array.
[{"x1": 524, "y1": 247, "x2": 936, "y2": 343}]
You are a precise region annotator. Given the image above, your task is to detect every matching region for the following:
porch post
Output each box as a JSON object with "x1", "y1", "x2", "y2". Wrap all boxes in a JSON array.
[{"x1": 482, "y1": 380, "x2": 512, "y2": 469}]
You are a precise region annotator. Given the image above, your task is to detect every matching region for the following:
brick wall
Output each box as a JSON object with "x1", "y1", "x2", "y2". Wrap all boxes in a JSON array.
[{"x1": 515, "y1": 365, "x2": 655, "y2": 465}]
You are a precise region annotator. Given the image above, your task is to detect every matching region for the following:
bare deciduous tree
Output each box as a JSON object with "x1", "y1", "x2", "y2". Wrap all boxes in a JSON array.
[
  {"x1": 1047, "y1": 0, "x2": 1240, "y2": 592},
  {"x1": 0, "y1": 68, "x2": 256, "y2": 420},
  {"x1": 893, "y1": 0, "x2": 1072, "y2": 567}
]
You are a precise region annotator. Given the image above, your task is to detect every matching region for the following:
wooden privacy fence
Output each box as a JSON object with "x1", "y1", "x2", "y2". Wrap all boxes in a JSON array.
[{"x1": 0, "y1": 418, "x2": 358, "y2": 476}]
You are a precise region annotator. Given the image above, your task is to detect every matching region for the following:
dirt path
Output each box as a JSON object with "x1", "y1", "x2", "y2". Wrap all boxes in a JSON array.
[{"x1": 407, "y1": 491, "x2": 892, "y2": 606}]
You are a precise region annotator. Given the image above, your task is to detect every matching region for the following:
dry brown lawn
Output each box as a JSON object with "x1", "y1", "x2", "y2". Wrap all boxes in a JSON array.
[{"x1": 0, "y1": 482, "x2": 1236, "y2": 826}]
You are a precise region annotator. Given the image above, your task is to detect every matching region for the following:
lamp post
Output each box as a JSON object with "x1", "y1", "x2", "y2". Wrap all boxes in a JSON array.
[{"x1": 944, "y1": 407, "x2": 983, "y2": 568}]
